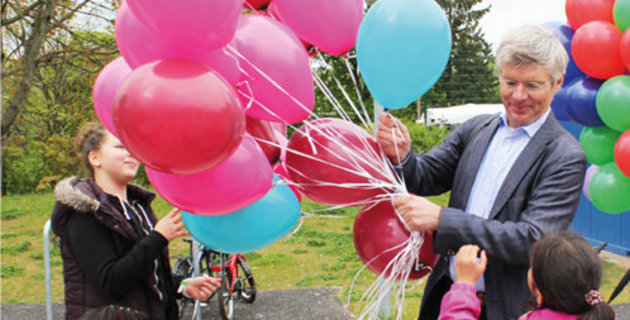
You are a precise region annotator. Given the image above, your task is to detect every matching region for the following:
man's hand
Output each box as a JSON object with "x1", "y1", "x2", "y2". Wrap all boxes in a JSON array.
[
  {"x1": 376, "y1": 113, "x2": 411, "y2": 165},
  {"x1": 454, "y1": 245, "x2": 487, "y2": 286},
  {"x1": 392, "y1": 194, "x2": 442, "y2": 231}
]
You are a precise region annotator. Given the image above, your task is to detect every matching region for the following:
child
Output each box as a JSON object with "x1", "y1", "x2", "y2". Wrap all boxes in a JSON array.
[
  {"x1": 51, "y1": 123, "x2": 220, "y2": 320},
  {"x1": 438, "y1": 231, "x2": 616, "y2": 320}
]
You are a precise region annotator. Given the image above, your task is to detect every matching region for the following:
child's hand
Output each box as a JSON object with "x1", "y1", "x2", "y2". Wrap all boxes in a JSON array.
[
  {"x1": 455, "y1": 245, "x2": 487, "y2": 285},
  {"x1": 154, "y1": 208, "x2": 188, "y2": 242}
]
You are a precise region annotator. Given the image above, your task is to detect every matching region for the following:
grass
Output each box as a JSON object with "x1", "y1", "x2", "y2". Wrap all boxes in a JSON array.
[{"x1": 2, "y1": 191, "x2": 629, "y2": 318}]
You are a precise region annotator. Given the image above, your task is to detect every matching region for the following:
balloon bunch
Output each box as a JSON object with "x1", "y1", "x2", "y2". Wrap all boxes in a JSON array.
[
  {"x1": 545, "y1": 0, "x2": 630, "y2": 214},
  {"x1": 92, "y1": 0, "x2": 369, "y2": 253},
  {"x1": 93, "y1": 0, "x2": 450, "y2": 317}
]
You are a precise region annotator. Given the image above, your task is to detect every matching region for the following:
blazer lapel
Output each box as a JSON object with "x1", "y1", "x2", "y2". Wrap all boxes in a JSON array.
[
  {"x1": 488, "y1": 115, "x2": 558, "y2": 219},
  {"x1": 451, "y1": 119, "x2": 500, "y2": 209}
]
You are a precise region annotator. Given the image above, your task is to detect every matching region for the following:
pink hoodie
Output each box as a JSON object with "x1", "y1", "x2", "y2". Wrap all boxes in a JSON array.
[{"x1": 438, "y1": 283, "x2": 580, "y2": 320}]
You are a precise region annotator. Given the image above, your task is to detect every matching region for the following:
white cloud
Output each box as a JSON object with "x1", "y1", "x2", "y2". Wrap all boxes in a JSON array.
[{"x1": 476, "y1": 0, "x2": 567, "y2": 52}]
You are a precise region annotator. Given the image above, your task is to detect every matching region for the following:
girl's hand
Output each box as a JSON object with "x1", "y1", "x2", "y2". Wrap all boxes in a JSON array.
[
  {"x1": 184, "y1": 276, "x2": 221, "y2": 301},
  {"x1": 154, "y1": 208, "x2": 188, "y2": 242},
  {"x1": 454, "y1": 245, "x2": 487, "y2": 285}
]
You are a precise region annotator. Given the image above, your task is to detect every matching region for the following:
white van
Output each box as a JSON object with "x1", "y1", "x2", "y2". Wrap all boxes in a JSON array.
[{"x1": 417, "y1": 103, "x2": 504, "y2": 127}]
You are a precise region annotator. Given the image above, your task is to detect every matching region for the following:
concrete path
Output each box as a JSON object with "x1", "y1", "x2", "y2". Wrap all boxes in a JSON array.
[
  {"x1": 2, "y1": 287, "x2": 629, "y2": 319},
  {"x1": 1, "y1": 287, "x2": 353, "y2": 320}
]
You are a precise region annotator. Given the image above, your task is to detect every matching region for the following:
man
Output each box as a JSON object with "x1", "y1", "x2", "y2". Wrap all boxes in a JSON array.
[{"x1": 376, "y1": 25, "x2": 587, "y2": 319}]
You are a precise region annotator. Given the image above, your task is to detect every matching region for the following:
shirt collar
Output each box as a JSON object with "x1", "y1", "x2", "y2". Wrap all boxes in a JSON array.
[{"x1": 498, "y1": 108, "x2": 550, "y2": 138}]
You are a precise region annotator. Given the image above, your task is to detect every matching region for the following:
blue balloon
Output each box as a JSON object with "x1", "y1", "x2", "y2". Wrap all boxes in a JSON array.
[
  {"x1": 356, "y1": 0, "x2": 451, "y2": 110},
  {"x1": 542, "y1": 21, "x2": 586, "y2": 86},
  {"x1": 564, "y1": 77, "x2": 606, "y2": 127},
  {"x1": 551, "y1": 87, "x2": 571, "y2": 121},
  {"x1": 181, "y1": 175, "x2": 300, "y2": 253}
]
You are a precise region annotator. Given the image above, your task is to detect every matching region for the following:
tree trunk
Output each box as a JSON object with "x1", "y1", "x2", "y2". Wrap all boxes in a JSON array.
[{"x1": 1, "y1": 0, "x2": 56, "y2": 143}]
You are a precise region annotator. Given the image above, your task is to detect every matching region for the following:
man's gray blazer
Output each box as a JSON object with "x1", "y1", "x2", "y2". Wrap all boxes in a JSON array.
[{"x1": 399, "y1": 113, "x2": 587, "y2": 319}]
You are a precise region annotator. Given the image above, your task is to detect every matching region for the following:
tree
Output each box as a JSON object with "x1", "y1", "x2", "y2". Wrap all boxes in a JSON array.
[
  {"x1": 313, "y1": 0, "x2": 500, "y2": 124},
  {"x1": 2, "y1": 1, "x2": 119, "y2": 193},
  {"x1": 425, "y1": 0, "x2": 501, "y2": 108},
  {"x1": 1, "y1": 0, "x2": 118, "y2": 143},
  {"x1": 312, "y1": 53, "x2": 374, "y2": 127}
]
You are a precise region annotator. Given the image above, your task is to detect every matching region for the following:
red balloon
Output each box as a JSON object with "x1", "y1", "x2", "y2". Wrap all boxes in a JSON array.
[
  {"x1": 621, "y1": 29, "x2": 630, "y2": 71},
  {"x1": 273, "y1": 162, "x2": 302, "y2": 202},
  {"x1": 246, "y1": 116, "x2": 281, "y2": 164},
  {"x1": 572, "y1": 21, "x2": 625, "y2": 80},
  {"x1": 615, "y1": 129, "x2": 630, "y2": 178},
  {"x1": 353, "y1": 200, "x2": 437, "y2": 280},
  {"x1": 244, "y1": 0, "x2": 270, "y2": 10},
  {"x1": 114, "y1": 59, "x2": 245, "y2": 174},
  {"x1": 566, "y1": 0, "x2": 615, "y2": 30},
  {"x1": 285, "y1": 118, "x2": 392, "y2": 206}
]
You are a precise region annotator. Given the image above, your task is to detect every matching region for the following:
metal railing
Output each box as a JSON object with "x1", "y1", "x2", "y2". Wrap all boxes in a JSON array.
[{"x1": 43, "y1": 219, "x2": 54, "y2": 320}]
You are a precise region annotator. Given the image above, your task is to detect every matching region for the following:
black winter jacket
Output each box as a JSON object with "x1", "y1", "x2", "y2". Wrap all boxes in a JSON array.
[{"x1": 51, "y1": 177, "x2": 178, "y2": 320}]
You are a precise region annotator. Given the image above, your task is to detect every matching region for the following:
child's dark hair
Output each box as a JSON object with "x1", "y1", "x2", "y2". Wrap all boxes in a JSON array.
[
  {"x1": 530, "y1": 230, "x2": 615, "y2": 320},
  {"x1": 74, "y1": 122, "x2": 107, "y2": 177},
  {"x1": 79, "y1": 304, "x2": 148, "y2": 320}
]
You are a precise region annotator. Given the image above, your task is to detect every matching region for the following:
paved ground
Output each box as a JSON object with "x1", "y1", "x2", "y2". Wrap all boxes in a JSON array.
[
  {"x1": 1, "y1": 287, "x2": 353, "y2": 320},
  {"x1": 2, "y1": 287, "x2": 629, "y2": 319}
]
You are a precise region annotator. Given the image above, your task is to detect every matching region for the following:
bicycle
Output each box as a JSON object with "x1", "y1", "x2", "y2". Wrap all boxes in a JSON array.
[{"x1": 172, "y1": 238, "x2": 257, "y2": 320}]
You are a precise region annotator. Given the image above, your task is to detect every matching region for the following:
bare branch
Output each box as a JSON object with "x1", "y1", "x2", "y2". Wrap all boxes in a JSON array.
[
  {"x1": 47, "y1": 0, "x2": 91, "y2": 33},
  {"x1": 1, "y1": 0, "x2": 42, "y2": 27}
]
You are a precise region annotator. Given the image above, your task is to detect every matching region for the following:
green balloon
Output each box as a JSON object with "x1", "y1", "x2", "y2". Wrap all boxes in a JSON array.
[
  {"x1": 579, "y1": 126, "x2": 622, "y2": 165},
  {"x1": 589, "y1": 162, "x2": 630, "y2": 214},
  {"x1": 615, "y1": 0, "x2": 630, "y2": 32},
  {"x1": 596, "y1": 76, "x2": 630, "y2": 132}
]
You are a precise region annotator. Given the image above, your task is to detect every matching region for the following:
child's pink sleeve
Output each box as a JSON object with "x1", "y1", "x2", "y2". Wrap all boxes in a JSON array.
[{"x1": 438, "y1": 283, "x2": 482, "y2": 320}]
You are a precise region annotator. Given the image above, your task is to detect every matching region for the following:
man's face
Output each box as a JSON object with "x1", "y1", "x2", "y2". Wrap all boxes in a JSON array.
[{"x1": 499, "y1": 63, "x2": 563, "y2": 128}]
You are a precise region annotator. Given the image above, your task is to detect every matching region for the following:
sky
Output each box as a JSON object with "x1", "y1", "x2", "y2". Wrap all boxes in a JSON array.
[{"x1": 476, "y1": 0, "x2": 568, "y2": 51}]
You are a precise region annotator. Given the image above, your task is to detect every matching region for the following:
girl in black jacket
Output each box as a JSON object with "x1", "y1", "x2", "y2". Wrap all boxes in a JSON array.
[{"x1": 52, "y1": 123, "x2": 219, "y2": 319}]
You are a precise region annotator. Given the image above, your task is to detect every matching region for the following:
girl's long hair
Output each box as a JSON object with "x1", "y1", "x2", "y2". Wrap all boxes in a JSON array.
[{"x1": 530, "y1": 231, "x2": 615, "y2": 320}]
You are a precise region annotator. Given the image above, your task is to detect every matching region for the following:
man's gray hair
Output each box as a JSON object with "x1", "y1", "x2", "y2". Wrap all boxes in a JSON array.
[{"x1": 496, "y1": 25, "x2": 569, "y2": 83}]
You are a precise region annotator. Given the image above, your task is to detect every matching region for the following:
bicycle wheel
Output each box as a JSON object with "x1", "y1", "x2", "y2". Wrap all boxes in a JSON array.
[
  {"x1": 217, "y1": 270, "x2": 234, "y2": 320},
  {"x1": 235, "y1": 257, "x2": 256, "y2": 303},
  {"x1": 172, "y1": 258, "x2": 192, "y2": 315}
]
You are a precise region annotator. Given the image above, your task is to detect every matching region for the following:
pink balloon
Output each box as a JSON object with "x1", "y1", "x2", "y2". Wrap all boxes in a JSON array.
[
  {"x1": 125, "y1": 0, "x2": 243, "y2": 50},
  {"x1": 583, "y1": 164, "x2": 600, "y2": 201},
  {"x1": 277, "y1": 133, "x2": 290, "y2": 163},
  {"x1": 146, "y1": 134, "x2": 273, "y2": 216},
  {"x1": 93, "y1": 57, "x2": 132, "y2": 136},
  {"x1": 266, "y1": 3, "x2": 320, "y2": 57},
  {"x1": 273, "y1": 0, "x2": 363, "y2": 56},
  {"x1": 233, "y1": 15, "x2": 314, "y2": 124},
  {"x1": 114, "y1": 59, "x2": 245, "y2": 175},
  {"x1": 115, "y1": 2, "x2": 240, "y2": 85},
  {"x1": 273, "y1": 162, "x2": 302, "y2": 202}
]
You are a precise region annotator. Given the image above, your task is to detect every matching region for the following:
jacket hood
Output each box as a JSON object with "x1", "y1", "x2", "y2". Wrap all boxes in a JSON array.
[
  {"x1": 51, "y1": 176, "x2": 155, "y2": 237},
  {"x1": 54, "y1": 176, "x2": 100, "y2": 213}
]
